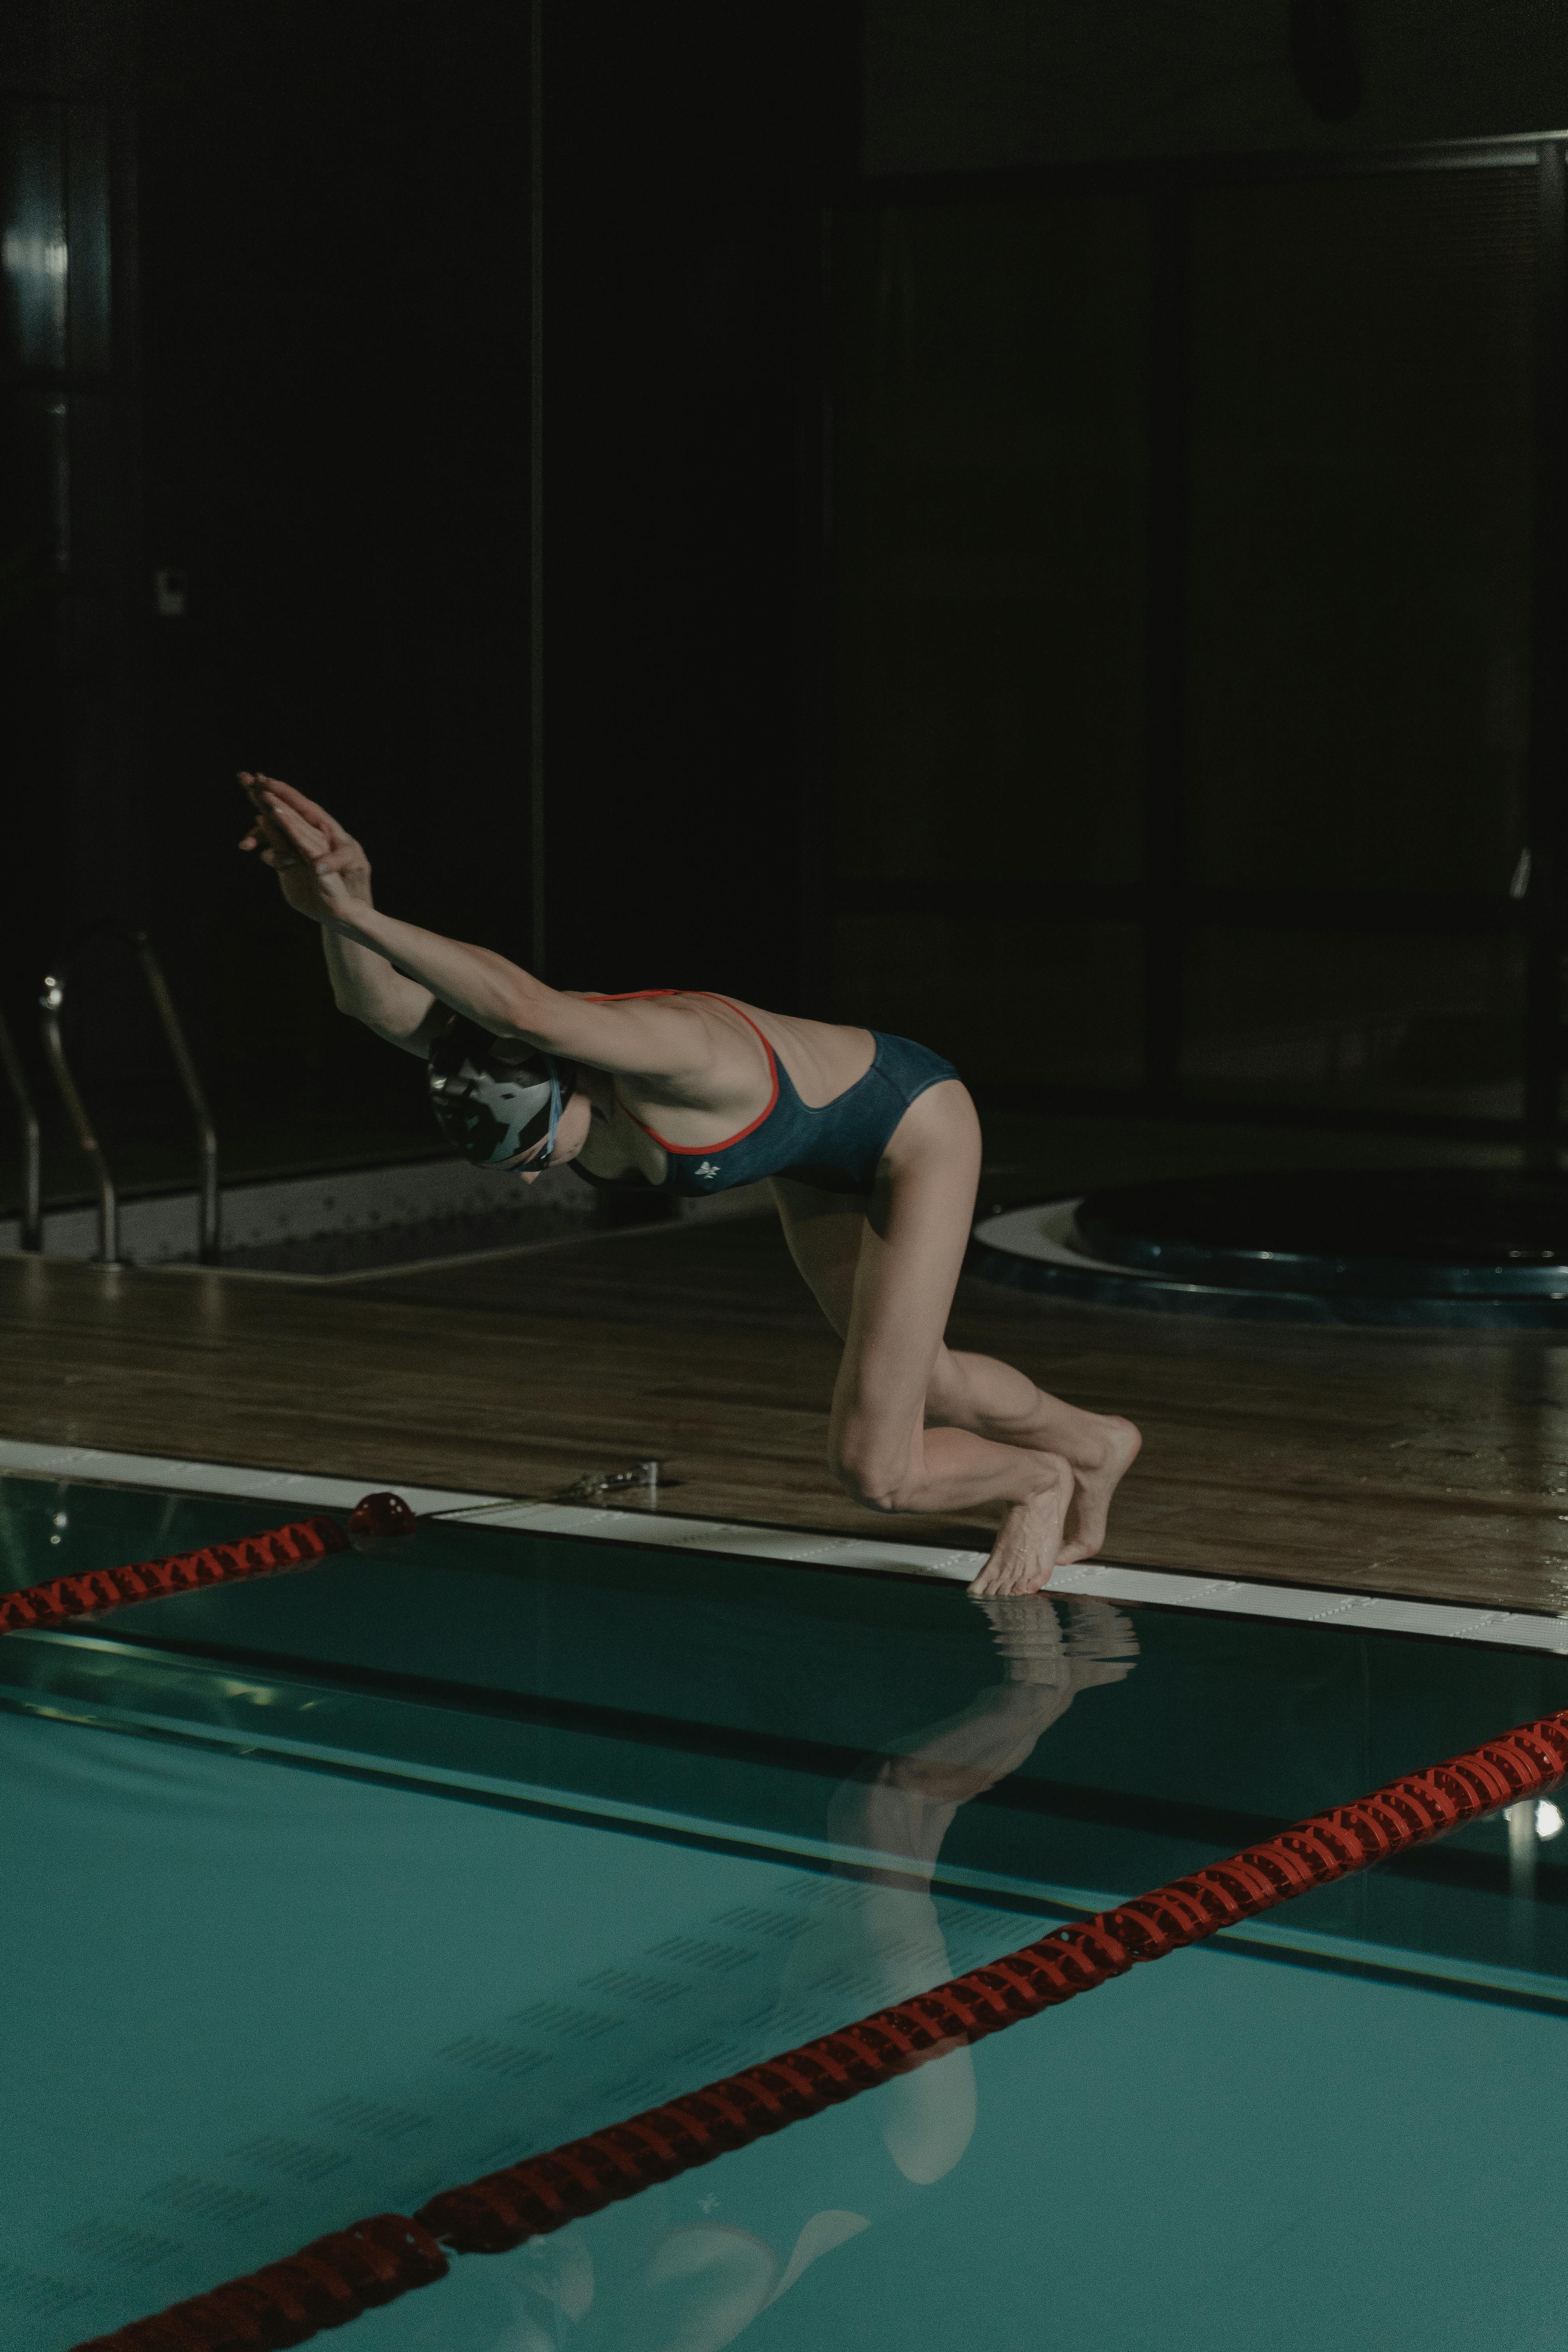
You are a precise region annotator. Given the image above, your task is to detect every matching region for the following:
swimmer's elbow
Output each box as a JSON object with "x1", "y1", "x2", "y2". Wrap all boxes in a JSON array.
[
  {"x1": 349, "y1": 1004, "x2": 441, "y2": 1058},
  {"x1": 491, "y1": 981, "x2": 559, "y2": 1047},
  {"x1": 380, "y1": 1023, "x2": 436, "y2": 1059}
]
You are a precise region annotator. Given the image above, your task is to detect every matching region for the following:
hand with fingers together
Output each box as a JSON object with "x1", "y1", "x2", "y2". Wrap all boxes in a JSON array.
[{"x1": 237, "y1": 771, "x2": 373, "y2": 927}]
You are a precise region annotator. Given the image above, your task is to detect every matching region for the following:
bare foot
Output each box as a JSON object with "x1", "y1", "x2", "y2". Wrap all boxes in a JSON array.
[
  {"x1": 967, "y1": 1463, "x2": 1072, "y2": 1597},
  {"x1": 1056, "y1": 1414, "x2": 1141, "y2": 1565}
]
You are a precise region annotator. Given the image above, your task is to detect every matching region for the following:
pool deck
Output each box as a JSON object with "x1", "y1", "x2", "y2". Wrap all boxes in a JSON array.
[{"x1": 5, "y1": 1213, "x2": 1568, "y2": 1617}]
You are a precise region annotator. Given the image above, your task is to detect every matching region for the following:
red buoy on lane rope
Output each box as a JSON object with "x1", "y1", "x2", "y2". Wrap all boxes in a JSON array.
[{"x1": 347, "y1": 1491, "x2": 419, "y2": 1554}]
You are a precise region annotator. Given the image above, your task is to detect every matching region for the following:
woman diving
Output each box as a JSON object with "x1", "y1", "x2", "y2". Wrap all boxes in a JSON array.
[{"x1": 237, "y1": 771, "x2": 1140, "y2": 1596}]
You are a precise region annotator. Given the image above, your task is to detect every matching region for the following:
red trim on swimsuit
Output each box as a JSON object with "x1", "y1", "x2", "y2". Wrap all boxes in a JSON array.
[{"x1": 582, "y1": 991, "x2": 781, "y2": 1155}]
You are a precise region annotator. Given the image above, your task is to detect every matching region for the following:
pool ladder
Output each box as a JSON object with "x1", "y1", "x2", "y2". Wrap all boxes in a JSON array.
[
  {"x1": 37, "y1": 925, "x2": 220, "y2": 1266},
  {"x1": 0, "y1": 1011, "x2": 42, "y2": 1251}
]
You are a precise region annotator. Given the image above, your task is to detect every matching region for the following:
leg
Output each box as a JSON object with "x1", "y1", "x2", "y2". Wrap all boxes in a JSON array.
[
  {"x1": 773, "y1": 1086, "x2": 1140, "y2": 1594},
  {"x1": 923, "y1": 1346, "x2": 1141, "y2": 1569}
]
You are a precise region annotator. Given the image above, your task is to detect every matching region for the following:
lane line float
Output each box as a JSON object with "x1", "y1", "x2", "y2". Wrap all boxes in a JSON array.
[
  {"x1": 71, "y1": 1700, "x2": 1568, "y2": 2348},
  {"x1": 0, "y1": 1491, "x2": 413, "y2": 1636}
]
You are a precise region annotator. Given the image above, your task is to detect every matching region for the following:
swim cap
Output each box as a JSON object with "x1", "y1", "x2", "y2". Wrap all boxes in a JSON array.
[{"x1": 428, "y1": 1015, "x2": 577, "y2": 1169}]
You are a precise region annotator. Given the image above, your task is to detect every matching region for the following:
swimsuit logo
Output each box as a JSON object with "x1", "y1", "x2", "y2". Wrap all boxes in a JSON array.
[{"x1": 695, "y1": 1161, "x2": 721, "y2": 1180}]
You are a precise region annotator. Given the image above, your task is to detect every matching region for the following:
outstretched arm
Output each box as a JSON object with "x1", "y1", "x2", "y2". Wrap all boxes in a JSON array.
[{"x1": 239, "y1": 774, "x2": 719, "y2": 1084}]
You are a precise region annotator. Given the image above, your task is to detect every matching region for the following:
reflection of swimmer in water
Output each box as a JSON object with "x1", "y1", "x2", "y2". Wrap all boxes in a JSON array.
[
  {"x1": 498, "y1": 1596, "x2": 1137, "y2": 2352},
  {"x1": 238, "y1": 772, "x2": 1141, "y2": 1596}
]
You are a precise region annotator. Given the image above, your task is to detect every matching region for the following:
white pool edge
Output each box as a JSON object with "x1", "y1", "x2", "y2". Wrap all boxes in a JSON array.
[{"x1": 2, "y1": 1434, "x2": 1566, "y2": 1654}]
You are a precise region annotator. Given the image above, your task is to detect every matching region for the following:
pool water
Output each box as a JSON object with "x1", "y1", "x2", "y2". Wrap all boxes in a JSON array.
[{"x1": 1, "y1": 1472, "x2": 1565, "y2": 2350}]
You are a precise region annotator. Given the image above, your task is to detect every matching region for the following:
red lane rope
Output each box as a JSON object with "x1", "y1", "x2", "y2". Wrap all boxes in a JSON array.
[
  {"x1": 72, "y1": 1702, "x2": 1568, "y2": 2351},
  {"x1": 71, "y1": 2217, "x2": 448, "y2": 2352},
  {"x1": 0, "y1": 1516, "x2": 350, "y2": 1635}
]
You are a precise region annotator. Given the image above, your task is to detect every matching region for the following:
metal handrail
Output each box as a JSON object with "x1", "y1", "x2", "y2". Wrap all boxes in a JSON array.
[
  {"x1": 40, "y1": 926, "x2": 220, "y2": 1266},
  {"x1": 0, "y1": 1011, "x2": 42, "y2": 1251}
]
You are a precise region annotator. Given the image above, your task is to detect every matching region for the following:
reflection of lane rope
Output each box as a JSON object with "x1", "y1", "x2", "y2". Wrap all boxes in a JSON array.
[{"x1": 75, "y1": 1704, "x2": 1568, "y2": 2349}]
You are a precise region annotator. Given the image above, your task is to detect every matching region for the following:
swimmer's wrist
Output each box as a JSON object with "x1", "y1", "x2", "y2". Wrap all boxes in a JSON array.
[{"x1": 324, "y1": 902, "x2": 387, "y2": 948}]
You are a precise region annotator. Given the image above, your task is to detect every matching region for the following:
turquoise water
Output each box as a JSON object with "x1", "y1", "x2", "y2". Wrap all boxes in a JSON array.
[
  {"x1": 1, "y1": 1473, "x2": 1565, "y2": 2349},
  {"x1": 351, "y1": 1947, "x2": 1568, "y2": 2352}
]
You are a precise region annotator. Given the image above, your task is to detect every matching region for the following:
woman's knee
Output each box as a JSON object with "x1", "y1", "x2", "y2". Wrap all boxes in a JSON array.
[{"x1": 828, "y1": 1422, "x2": 917, "y2": 1513}]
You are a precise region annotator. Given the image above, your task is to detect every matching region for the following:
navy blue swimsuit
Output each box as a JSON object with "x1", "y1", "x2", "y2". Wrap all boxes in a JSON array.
[{"x1": 576, "y1": 994, "x2": 961, "y2": 1198}]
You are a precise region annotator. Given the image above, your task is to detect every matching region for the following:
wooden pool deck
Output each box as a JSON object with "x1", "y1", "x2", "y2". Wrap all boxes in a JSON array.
[{"x1": 5, "y1": 1213, "x2": 1568, "y2": 1616}]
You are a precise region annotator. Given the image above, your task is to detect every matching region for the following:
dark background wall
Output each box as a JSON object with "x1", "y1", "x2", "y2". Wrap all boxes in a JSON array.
[
  {"x1": 865, "y1": 0, "x2": 1568, "y2": 173},
  {"x1": 2, "y1": 0, "x2": 1566, "y2": 1209},
  {"x1": 0, "y1": 0, "x2": 855, "y2": 1194},
  {"x1": 832, "y1": 5, "x2": 1568, "y2": 1151},
  {"x1": 133, "y1": 0, "x2": 534, "y2": 1161},
  {"x1": 537, "y1": 4, "x2": 854, "y2": 1002}
]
